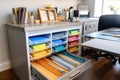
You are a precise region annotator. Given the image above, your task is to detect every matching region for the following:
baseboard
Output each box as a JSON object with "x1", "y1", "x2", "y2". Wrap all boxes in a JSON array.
[{"x1": 0, "y1": 61, "x2": 12, "y2": 72}]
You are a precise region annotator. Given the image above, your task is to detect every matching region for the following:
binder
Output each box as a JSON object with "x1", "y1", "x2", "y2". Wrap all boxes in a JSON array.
[
  {"x1": 31, "y1": 62, "x2": 58, "y2": 80},
  {"x1": 57, "y1": 54, "x2": 81, "y2": 67},
  {"x1": 36, "y1": 58, "x2": 62, "y2": 77}
]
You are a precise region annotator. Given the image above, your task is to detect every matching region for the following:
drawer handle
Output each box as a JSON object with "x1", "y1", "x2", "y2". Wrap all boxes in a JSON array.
[{"x1": 69, "y1": 71, "x2": 81, "y2": 78}]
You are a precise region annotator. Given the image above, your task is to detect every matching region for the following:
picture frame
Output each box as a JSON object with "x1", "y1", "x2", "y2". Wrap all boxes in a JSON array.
[
  {"x1": 37, "y1": 8, "x2": 49, "y2": 23},
  {"x1": 37, "y1": 8, "x2": 58, "y2": 23},
  {"x1": 47, "y1": 9, "x2": 58, "y2": 22}
]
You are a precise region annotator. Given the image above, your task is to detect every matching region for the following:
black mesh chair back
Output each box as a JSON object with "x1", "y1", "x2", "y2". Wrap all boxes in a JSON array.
[{"x1": 98, "y1": 15, "x2": 120, "y2": 31}]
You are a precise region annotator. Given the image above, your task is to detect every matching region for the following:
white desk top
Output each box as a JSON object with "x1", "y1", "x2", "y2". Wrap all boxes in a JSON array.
[{"x1": 82, "y1": 39, "x2": 120, "y2": 56}]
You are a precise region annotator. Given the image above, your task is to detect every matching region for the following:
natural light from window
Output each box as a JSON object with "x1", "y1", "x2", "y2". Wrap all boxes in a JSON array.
[
  {"x1": 94, "y1": 0, "x2": 120, "y2": 17},
  {"x1": 103, "y1": 0, "x2": 120, "y2": 15}
]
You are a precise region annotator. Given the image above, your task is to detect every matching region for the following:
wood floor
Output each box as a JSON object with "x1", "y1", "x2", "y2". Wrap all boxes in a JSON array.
[{"x1": 0, "y1": 56, "x2": 120, "y2": 80}]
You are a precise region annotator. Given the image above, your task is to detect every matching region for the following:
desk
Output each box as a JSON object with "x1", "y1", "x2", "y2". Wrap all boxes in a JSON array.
[
  {"x1": 85, "y1": 27, "x2": 120, "y2": 42},
  {"x1": 82, "y1": 39, "x2": 120, "y2": 56},
  {"x1": 81, "y1": 28, "x2": 120, "y2": 64}
]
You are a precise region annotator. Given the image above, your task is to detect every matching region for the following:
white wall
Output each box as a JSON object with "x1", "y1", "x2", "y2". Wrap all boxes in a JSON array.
[
  {"x1": 82, "y1": 0, "x2": 95, "y2": 17},
  {"x1": 0, "y1": 0, "x2": 82, "y2": 72}
]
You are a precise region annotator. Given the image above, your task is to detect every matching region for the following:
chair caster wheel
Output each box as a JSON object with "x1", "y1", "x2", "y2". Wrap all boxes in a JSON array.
[{"x1": 112, "y1": 59, "x2": 117, "y2": 65}]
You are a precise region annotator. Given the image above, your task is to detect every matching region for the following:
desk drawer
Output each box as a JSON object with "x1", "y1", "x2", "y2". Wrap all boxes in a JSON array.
[
  {"x1": 31, "y1": 53, "x2": 91, "y2": 80},
  {"x1": 58, "y1": 60, "x2": 91, "y2": 80}
]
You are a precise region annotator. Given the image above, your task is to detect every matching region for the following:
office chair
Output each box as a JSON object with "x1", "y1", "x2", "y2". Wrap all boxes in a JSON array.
[
  {"x1": 96, "y1": 14, "x2": 120, "y2": 64},
  {"x1": 98, "y1": 14, "x2": 120, "y2": 31}
]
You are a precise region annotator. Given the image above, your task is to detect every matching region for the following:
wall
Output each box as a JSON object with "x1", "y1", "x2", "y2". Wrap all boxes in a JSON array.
[
  {"x1": 82, "y1": 0, "x2": 95, "y2": 17},
  {"x1": 0, "y1": 0, "x2": 82, "y2": 72}
]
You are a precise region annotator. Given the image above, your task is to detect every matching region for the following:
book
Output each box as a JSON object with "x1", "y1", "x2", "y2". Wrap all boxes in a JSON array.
[{"x1": 12, "y1": 7, "x2": 27, "y2": 24}]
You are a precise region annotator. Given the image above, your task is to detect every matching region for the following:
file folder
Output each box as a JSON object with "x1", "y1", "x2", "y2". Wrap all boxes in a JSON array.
[
  {"x1": 68, "y1": 36, "x2": 78, "y2": 41},
  {"x1": 31, "y1": 62, "x2": 58, "y2": 80},
  {"x1": 52, "y1": 32, "x2": 66, "y2": 40},
  {"x1": 30, "y1": 43, "x2": 46, "y2": 51},
  {"x1": 69, "y1": 30, "x2": 79, "y2": 35},
  {"x1": 36, "y1": 58, "x2": 62, "y2": 77},
  {"x1": 54, "y1": 45, "x2": 65, "y2": 52},
  {"x1": 63, "y1": 52, "x2": 86, "y2": 63},
  {"x1": 68, "y1": 46, "x2": 78, "y2": 53},
  {"x1": 44, "y1": 58, "x2": 68, "y2": 73},
  {"x1": 50, "y1": 56, "x2": 75, "y2": 70},
  {"x1": 31, "y1": 49, "x2": 51, "y2": 60},
  {"x1": 57, "y1": 54, "x2": 80, "y2": 67},
  {"x1": 69, "y1": 41, "x2": 78, "y2": 47},
  {"x1": 29, "y1": 36, "x2": 49, "y2": 45},
  {"x1": 52, "y1": 40, "x2": 63, "y2": 46}
]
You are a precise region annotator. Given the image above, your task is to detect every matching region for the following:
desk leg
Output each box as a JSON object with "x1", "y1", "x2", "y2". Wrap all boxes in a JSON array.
[
  {"x1": 109, "y1": 55, "x2": 117, "y2": 65},
  {"x1": 118, "y1": 57, "x2": 120, "y2": 64}
]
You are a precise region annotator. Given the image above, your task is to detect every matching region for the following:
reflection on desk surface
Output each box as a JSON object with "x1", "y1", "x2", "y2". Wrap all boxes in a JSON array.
[
  {"x1": 84, "y1": 27, "x2": 120, "y2": 42},
  {"x1": 82, "y1": 38, "x2": 120, "y2": 55},
  {"x1": 102, "y1": 27, "x2": 120, "y2": 36}
]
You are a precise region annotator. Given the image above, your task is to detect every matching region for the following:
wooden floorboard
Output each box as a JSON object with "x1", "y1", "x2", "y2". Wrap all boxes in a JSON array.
[{"x1": 0, "y1": 57, "x2": 120, "y2": 80}]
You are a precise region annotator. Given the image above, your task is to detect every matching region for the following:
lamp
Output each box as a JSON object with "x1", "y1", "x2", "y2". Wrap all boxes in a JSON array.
[{"x1": 68, "y1": 6, "x2": 73, "y2": 21}]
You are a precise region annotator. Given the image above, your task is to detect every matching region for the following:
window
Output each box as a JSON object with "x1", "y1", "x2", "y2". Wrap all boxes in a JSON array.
[
  {"x1": 94, "y1": 0, "x2": 120, "y2": 17},
  {"x1": 103, "y1": 0, "x2": 120, "y2": 15},
  {"x1": 94, "y1": 0, "x2": 103, "y2": 17}
]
